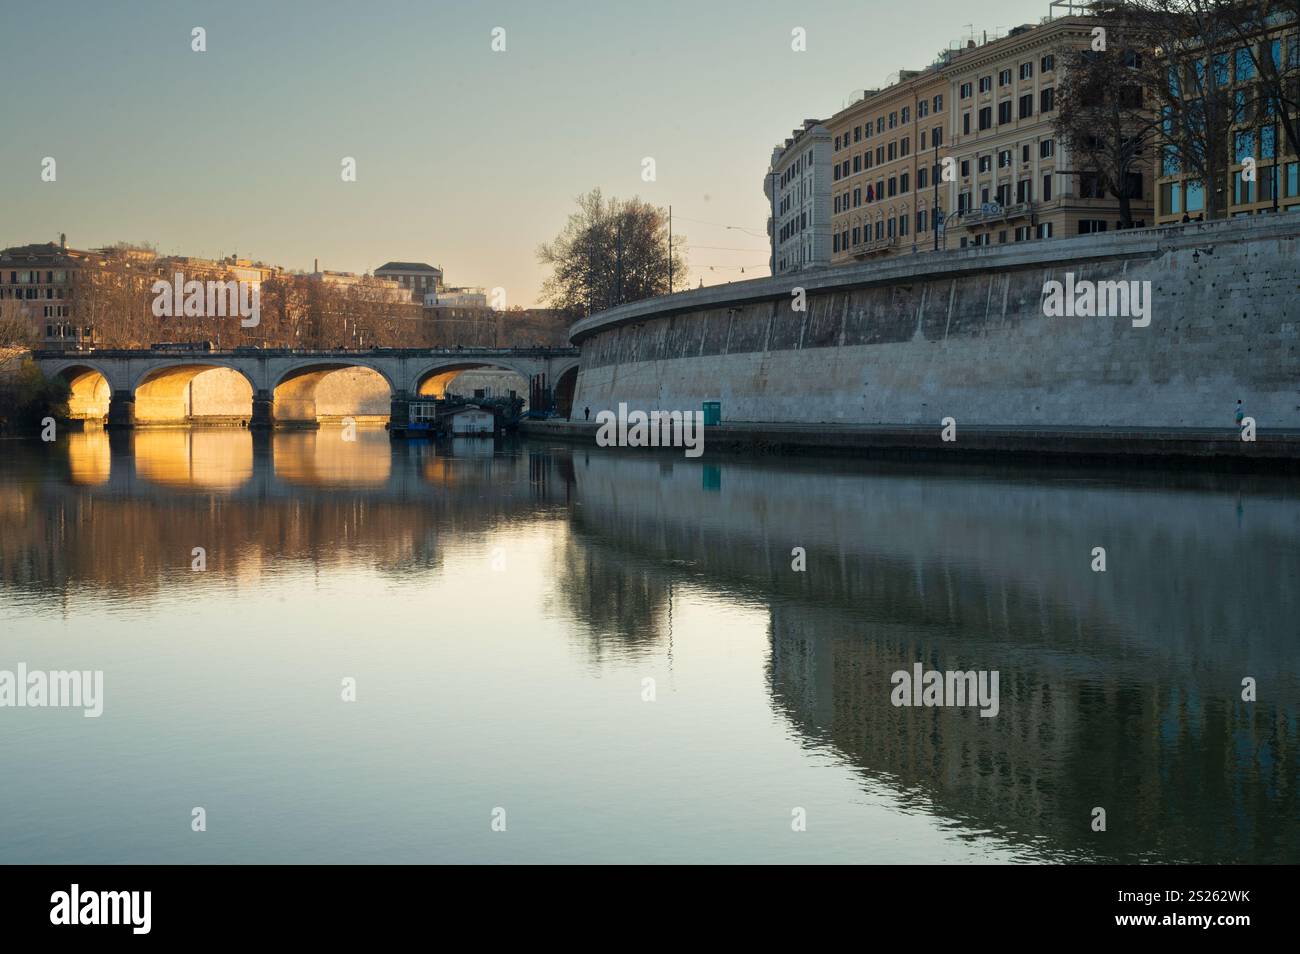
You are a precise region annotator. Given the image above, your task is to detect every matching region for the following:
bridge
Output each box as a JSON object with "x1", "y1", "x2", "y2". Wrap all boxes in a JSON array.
[{"x1": 32, "y1": 347, "x2": 581, "y2": 428}]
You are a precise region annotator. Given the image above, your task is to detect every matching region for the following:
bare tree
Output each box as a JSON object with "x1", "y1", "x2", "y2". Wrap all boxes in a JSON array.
[
  {"x1": 538, "y1": 188, "x2": 686, "y2": 315},
  {"x1": 1055, "y1": 32, "x2": 1161, "y2": 227}
]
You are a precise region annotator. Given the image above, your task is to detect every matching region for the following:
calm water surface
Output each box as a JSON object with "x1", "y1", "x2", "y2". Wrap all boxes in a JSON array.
[{"x1": 1, "y1": 428, "x2": 1296, "y2": 863}]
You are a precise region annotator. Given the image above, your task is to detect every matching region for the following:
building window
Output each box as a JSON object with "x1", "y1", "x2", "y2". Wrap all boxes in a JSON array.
[
  {"x1": 1186, "y1": 179, "x2": 1206, "y2": 211},
  {"x1": 901, "y1": 106, "x2": 910, "y2": 123},
  {"x1": 920, "y1": 131, "x2": 927, "y2": 150},
  {"x1": 899, "y1": 214, "x2": 909, "y2": 237},
  {"x1": 1042, "y1": 172, "x2": 1053, "y2": 201},
  {"x1": 960, "y1": 158, "x2": 971, "y2": 177},
  {"x1": 888, "y1": 111, "x2": 898, "y2": 129},
  {"x1": 1017, "y1": 179, "x2": 1033, "y2": 203},
  {"x1": 1037, "y1": 222, "x2": 1053, "y2": 238},
  {"x1": 999, "y1": 69, "x2": 1012, "y2": 87},
  {"x1": 1235, "y1": 46, "x2": 1255, "y2": 82},
  {"x1": 1041, "y1": 54, "x2": 1055, "y2": 73},
  {"x1": 918, "y1": 100, "x2": 929, "y2": 118},
  {"x1": 900, "y1": 171, "x2": 910, "y2": 193},
  {"x1": 997, "y1": 101, "x2": 1012, "y2": 125},
  {"x1": 1020, "y1": 62, "x2": 1033, "y2": 80},
  {"x1": 1019, "y1": 93, "x2": 1033, "y2": 119},
  {"x1": 998, "y1": 149, "x2": 1011, "y2": 168},
  {"x1": 979, "y1": 76, "x2": 992, "y2": 93},
  {"x1": 1021, "y1": 143, "x2": 1031, "y2": 163},
  {"x1": 933, "y1": 125, "x2": 943, "y2": 146},
  {"x1": 1078, "y1": 219, "x2": 1108, "y2": 234},
  {"x1": 1234, "y1": 170, "x2": 1256, "y2": 205},
  {"x1": 979, "y1": 107, "x2": 992, "y2": 130},
  {"x1": 1040, "y1": 139, "x2": 1054, "y2": 158},
  {"x1": 888, "y1": 176, "x2": 897, "y2": 197},
  {"x1": 1040, "y1": 88, "x2": 1054, "y2": 113},
  {"x1": 888, "y1": 141, "x2": 897, "y2": 161},
  {"x1": 918, "y1": 209, "x2": 928, "y2": 233},
  {"x1": 918, "y1": 167, "x2": 928, "y2": 189},
  {"x1": 933, "y1": 94, "x2": 943, "y2": 112},
  {"x1": 901, "y1": 136, "x2": 910, "y2": 157},
  {"x1": 1235, "y1": 129, "x2": 1257, "y2": 162},
  {"x1": 978, "y1": 155, "x2": 992, "y2": 173},
  {"x1": 963, "y1": 112, "x2": 971, "y2": 135}
]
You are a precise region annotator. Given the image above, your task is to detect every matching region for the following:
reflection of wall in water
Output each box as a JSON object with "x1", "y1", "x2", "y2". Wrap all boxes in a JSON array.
[
  {"x1": 767, "y1": 601, "x2": 1298, "y2": 863},
  {"x1": 566, "y1": 449, "x2": 1300, "y2": 862}
]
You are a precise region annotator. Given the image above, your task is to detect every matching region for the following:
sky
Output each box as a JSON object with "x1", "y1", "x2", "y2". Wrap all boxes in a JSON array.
[{"x1": 1, "y1": 0, "x2": 1051, "y2": 307}]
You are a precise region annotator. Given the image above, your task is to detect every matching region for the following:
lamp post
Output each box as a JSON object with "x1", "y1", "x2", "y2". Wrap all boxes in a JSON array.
[{"x1": 932, "y1": 139, "x2": 941, "y2": 251}]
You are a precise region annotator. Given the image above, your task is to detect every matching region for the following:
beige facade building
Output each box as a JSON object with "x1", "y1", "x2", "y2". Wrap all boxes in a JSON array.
[
  {"x1": 940, "y1": 15, "x2": 1153, "y2": 248},
  {"x1": 0, "y1": 238, "x2": 93, "y2": 349},
  {"x1": 827, "y1": 69, "x2": 950, "y2": 263}
]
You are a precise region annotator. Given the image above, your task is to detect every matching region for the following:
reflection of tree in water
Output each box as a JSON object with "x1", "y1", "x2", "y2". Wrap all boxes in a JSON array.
[{"x1": 548, "y1": 535, "x2": 668, "y2": 661}]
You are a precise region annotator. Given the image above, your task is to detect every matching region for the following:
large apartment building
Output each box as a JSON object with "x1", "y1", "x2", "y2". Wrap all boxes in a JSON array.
[
  {"x1": 827, "y1": 69, "x2": 949, "y2": 264},
  {"x1": 940, "y1": 15, "x2": 1153, "y2": 248},
  {"x1": 0, "y1": 238, "x2": 93, "y2": 349},
  {"x1": 375, "y1": 261, "x2": 443, "y2": 303},
  {"x1": 1153, "y1": 16, "x2": 1300, "y2": 224},
  {"x1": 765, "y1": 119, "x2": 832, "y2": 274}
]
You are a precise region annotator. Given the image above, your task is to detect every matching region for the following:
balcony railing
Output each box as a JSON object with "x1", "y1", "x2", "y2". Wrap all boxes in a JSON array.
[
  {"x1": 850, "y1": 235, "x2": 899, "y2": 258},
  {"x1": 959, "y1": 200, "x2": 1037, "y2": 224}
]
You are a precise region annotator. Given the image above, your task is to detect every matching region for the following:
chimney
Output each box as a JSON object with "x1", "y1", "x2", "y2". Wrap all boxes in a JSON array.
[
  {"x1": 314, "y1": 257, "x2": 319, "y2": 274},
  {"x1": 59, "y1": 233, "x2": 66, "y2": 249}
]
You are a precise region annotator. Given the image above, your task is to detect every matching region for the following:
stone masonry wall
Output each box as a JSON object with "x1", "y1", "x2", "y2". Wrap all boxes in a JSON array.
[{"x1": 572, "y1": 219, "x2": 1300, "y2": 428}]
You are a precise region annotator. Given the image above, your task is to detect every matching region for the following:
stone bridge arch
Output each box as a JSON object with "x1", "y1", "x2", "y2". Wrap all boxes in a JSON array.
[
  {"x1": 43, "y1": 359, "x2": 118, "y2": 422},
  {"x1": 407, "y1": 358, "x2": 534, "y2": 401},
  {"x1": 130, "y1": 362, "x2": 259, "y2": 425},
  {"x1": 271, "y1": 359, "x2": 397, "y2": 426}
]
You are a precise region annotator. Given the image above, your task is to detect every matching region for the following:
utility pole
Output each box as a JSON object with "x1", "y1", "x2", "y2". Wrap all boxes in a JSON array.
[
  {"x1": 1273, "y1": 115, "x2": 1280, "y2": 213},
  {"x1": 615, "y1": 221, "x2": 624, "y2": 305},
  {"x1": 932, "y1": 139, "x2": 941, "y2": 251},
  {"x1": 667, "y1": 205, "x2": 673, "y2": 295}
]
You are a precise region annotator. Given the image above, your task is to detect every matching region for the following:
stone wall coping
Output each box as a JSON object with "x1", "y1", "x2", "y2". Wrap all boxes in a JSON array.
[{"x1": 569, "y1": 215, "x2": 1300, "y2": 344}]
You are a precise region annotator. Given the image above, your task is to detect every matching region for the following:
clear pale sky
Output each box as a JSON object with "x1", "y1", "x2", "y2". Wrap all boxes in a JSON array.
[{"x1": 1, "y1": 0, "x2": 1046, "y2": 307}]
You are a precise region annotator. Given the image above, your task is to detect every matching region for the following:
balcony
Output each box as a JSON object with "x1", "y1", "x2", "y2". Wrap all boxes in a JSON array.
[
  {"x1": 959, "y1": 200, "x2": 1036, "y2": 225},
  {"x1": 851, "y1": 235, "x2": 899, "y2": 259}
]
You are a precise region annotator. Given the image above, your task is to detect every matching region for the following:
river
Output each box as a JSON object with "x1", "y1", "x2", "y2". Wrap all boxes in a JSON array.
[{"x1": 1, "y1": 428, "x2": 1296, "y2": 863}]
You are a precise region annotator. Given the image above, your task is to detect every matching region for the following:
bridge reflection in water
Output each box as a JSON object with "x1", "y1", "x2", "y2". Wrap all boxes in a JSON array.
[{"x1": 1, "y1": 436, "x2": 1295, "y2": 863}]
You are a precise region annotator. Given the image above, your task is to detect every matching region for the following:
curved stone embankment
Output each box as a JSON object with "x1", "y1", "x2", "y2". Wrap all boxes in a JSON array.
[{"x1": 570, "y1": 217, "x2": 1300, "y2": 433}]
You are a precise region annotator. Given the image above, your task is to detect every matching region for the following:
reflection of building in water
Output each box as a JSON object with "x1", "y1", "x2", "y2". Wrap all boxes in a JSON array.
[
  {"x1": 567, "y1": 450, "x2": 1300, "y2": 863},
  {"x1": 0, "y1": 437, "x2": 577, "y2": 600}
]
